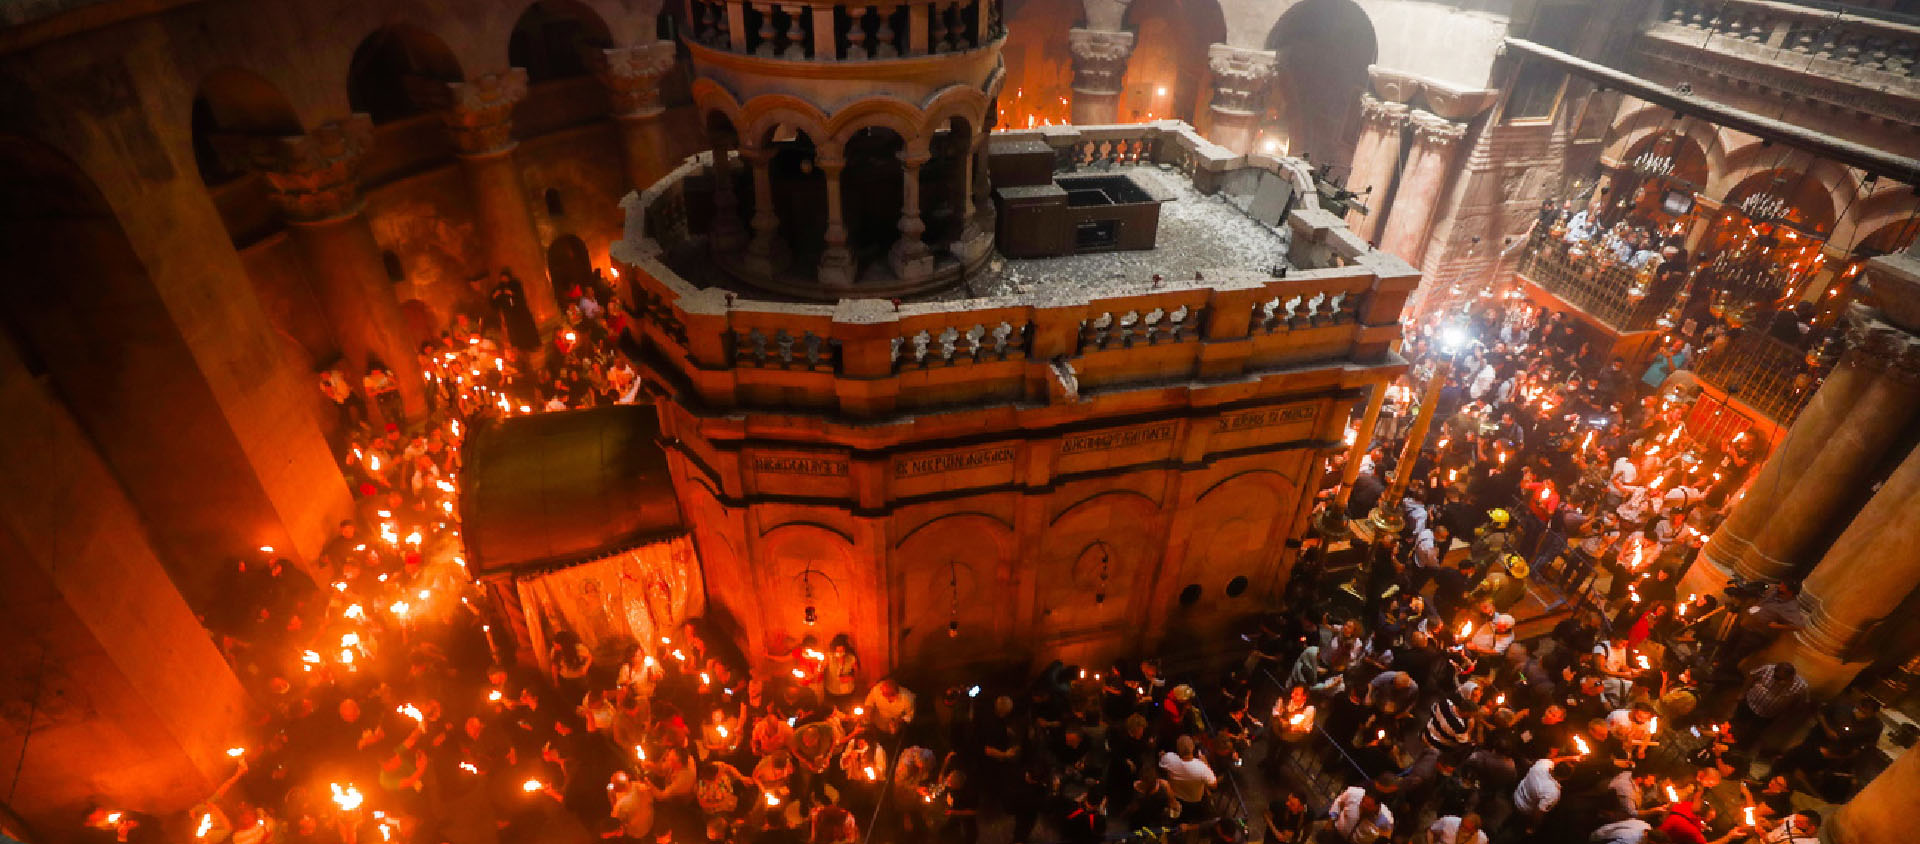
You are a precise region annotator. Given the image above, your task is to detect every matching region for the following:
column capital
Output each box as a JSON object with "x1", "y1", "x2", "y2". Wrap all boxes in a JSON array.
[
  {"x1": 444, "y1": 69, "x2": 529, "y2": 157},
  {"x1": 1068, "y1": 28, "x2": 1134, "y2": 95},
  {"x1": 1408, "y1": 109, "x2": 1468, "y2": 148},
  {"x1": 596, "y1": 41, "x2": 678, "y2": 119},
  {"x1": 1367, "y1": 65, "x2": 1422, "y2": 103},
  {"x1": 1207, "y1": 44, "x2": 1276, "y2": 115},
  {"x1": 1359, "y1": 95, "x2": 1410, "y2": 129},
  {"x1": 1839, "y1": 304, "x2": 1920, "y2": 382},
  {"x1": 259, "y1": 116, "x2": 374, "y2": 223}
]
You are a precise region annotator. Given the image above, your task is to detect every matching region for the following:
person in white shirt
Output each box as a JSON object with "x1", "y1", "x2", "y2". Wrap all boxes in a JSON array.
[
  {"x1": 1512, "y1": 759, "x2": 1568, "y2": 820},
  {"x1": 860, "y1": 678, "x2": 915, "y2": 737},
  {"x1": 1158, "y1": 735, "x2": 1217, "y2": 816},
  {"x1": 1467, "y1": 614, "x2": 1516, "y2": 657},
  {"x1": 1589, "y1": 817, "x2": 1652, "y2": 844},
  {"x1": 1425, "y1": 813, "x2": 1486, "y2": 844},
  {"x1": 1325, "y1": 786, "x2": 1393, "y2": 843},
  {"x1": 1759, "y1": 810, "x2": 1820, "y2": 844}
]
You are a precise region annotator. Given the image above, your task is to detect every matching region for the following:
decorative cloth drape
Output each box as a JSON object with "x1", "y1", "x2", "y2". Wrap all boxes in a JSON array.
[{"x1": 514, "y1": 534, "x2": 704, "y2": 670}]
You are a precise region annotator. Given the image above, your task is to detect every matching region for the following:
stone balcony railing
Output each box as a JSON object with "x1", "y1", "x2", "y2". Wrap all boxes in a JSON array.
[
  {"x1": 1641, "y1": 0, "x2": 1920, "y2": 128},
  {"x1": 1515, "y1": 234, "x2": 1680, "y2": 334},
  {"x1": 683, "y1": 0, "x2": 1002, "y2": 60},
  {"x1": 611, "y1": 121, "x2": 1416, "y2": 418},
  {"x1": 1694, "y1": 330, "x2": 1825, "y2": 425}
]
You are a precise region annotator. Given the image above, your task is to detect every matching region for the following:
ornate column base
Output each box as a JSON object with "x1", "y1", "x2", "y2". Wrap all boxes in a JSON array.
[
  {"x1": 950, "y1": 223, "x2": 993, "y2": 267},
  {"x1": 888, "y1": 239, "x2": 934, "y2": 283},
  {"x1": 818, "y1": 248, "x2": 856, "y2": 287}
]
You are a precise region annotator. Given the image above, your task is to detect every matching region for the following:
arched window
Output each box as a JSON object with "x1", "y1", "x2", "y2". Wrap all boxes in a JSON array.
[
  {"x1": 509, "y1": 0, "x2": 615, "y2": 84},
  {"x1": 545, "y1": 187, "x2": 565, "y2": 217},
  {"x1": 348, "y1": 27, "x2": 465, "y2": 124},
  {"x1": 382, "y1": 250, "x2": 406, "y2": 282}
]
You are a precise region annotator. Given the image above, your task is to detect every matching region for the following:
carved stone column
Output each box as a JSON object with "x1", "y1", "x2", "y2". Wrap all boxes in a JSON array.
[
  {"x1": 1735, "y1": 312, "x2": 1920, "y2": 583},
  {"x1": 708, "y1": 142, "x2": 749, "y2": 253},
  {"x1": 951, "y1": 132, "x2": 993, "y2": 266},
  {"x1": 1068, "y1": 28, "x2": 1134, "y2": 125},
  {"x1": 1205, "y1": 44, "x2": 1276, "y2": 155},
  {"x1": 1344, "y1": 95, "x2": 1409, "y2": 243},
  {"x1": 1828, "y1": 717, "x2": 1920, "y2": 844},
  {"x1": 1375, "y1": 110, "x2": 1467, "y2": 266},
  {"x1": 596, "y1": 41, "x2": 679, "y2": 191},
  {"x1": 260, "y1": 117, "x2": 425, "y2": 422},
  {"x1": 1686, "y1": 332, "x2": 1875, "y2": 595},
  {"x1": 889, "y1": 148, "x2": 934, "y2": 283},
  {"x1": 740, "y1": 144, "x2": 785, "y2": 276},
  {"x1": 816, "y1": 147, "x2": 854, "y2": 288},
  {"x1": 444, "y1": 69, "x2": 559, "y2": 326}
]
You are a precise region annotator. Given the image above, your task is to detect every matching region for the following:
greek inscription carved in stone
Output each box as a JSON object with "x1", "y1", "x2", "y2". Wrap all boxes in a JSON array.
[
  {"x1": 1216, "y1": 405, "x2": 1316, "y2": 433},
  {"x1": 1060, "y1": 422, "x2": 1178, "y2": 455},
  {"x1": 751, "y1": 455, "x2": 849, "y2": 476},
  {"x1": 894, "y1": 446, "x2": 1018, "y2": 477}
]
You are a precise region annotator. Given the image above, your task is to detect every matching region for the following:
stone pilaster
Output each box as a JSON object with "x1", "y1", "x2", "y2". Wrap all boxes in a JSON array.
[
  {"x1": 1344, "y1": 95, "x2": 1409, "y2": 242},
  {"x1": 445, "y1": 70, "x2": 558, "y2": 326},
  {"x1": 1205, "y1": 44, "x2": 1276, "y2": 155},
  {"x1": 1374, "y1": 110, "x2": 1467, "y2": 266},
  {"x1": 1067, "y1": 28, "x2": 1134, "y2": 125},
  {"x1": 261, "y1": 117, "x2": 425, "y2": 421},
  {"x1": 596, "y1": 41, "x2": 680, "y2": 190}
]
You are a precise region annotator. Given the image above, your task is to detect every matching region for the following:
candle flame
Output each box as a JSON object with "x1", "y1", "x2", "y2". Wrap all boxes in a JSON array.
[
  {"x1": 864, "y1": 766, "x2": 876, "y2": 780},
  {"x1": 226, "y1": 747, "x2": 246, "y2": 758},
  {"x1": 636, "y1": 746, "x2": 647, "y2": 761},
  {"x1": 344, "y1": 604, "x2": 365, "y2": 620},
  {"x1": 523, "y1": 779, "x2": 543, "y2": 793},
  {"x1": 1745, "y1": 807, "x2": 1756, "y2": 826},
  {"x1": 196, "y1": 814, "x2": 213, "y2": 838},
  {"x1": 765, "y1": 792, "x2": 780, "y2": 807},
  {"x1": 791, "y1": 668, "x2": 806, "y2": 679},
  {"x1": 1289, "y1": 713, "x2": 1306, "y2": 726},
  {"x1": 1574, "y1": 735, "x2": 1590, "y2": 755},
  {"x1": 1458, "y1": 620, "x2": 1474, "y2": 639},
  {"x1": 331, "y1": 783, "x2": 364, "y2": 811},
  {"x1": 340, "y1": 633, "x2": 359, "y2": 648},
  {"x1": 398, "y1": 704, "x2": 424, "y2": 722},
  {"x1": 1667, "y1": 785, "x2": 1680, "y2": 803},
  {"x1": 488, "y1": 690, "x2": 503, "y2": 702}
]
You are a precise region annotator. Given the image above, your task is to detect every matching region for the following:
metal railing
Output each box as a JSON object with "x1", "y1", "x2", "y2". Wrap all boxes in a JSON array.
[
  {"x1": 1693, "y1": 331, "x2": 1824, "y2": 425},
  {"x1": 1515, "y1": 234, "x2": 1678, "y2": 333}
]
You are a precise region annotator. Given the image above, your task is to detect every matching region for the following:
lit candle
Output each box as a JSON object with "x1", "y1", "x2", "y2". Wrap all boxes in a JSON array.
[
  {"x1": 226, "y1": 747, "x2": 246, "y2": 758},
  {"x1": 523, "y1": 779, "x2": 544, "y2": 793},
  {"x1": 1574, "y1": 735, "x2": 1590, "y2": 755}
]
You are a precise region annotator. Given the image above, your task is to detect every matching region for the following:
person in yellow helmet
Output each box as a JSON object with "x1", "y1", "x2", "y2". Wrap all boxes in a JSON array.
[{"x1": 1470, "y1": 509, "x2": 1515, "y2": 578}]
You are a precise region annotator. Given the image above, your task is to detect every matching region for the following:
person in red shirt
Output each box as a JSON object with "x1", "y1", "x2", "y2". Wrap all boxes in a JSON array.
[{"x1": 1659, "y1": 800, "x2": 1752, "y2": 844}]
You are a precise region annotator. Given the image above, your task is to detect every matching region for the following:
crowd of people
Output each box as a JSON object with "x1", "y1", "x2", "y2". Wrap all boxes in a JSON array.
[{"x1": 76, "y1": 258, "x2": 1892, "y2": 844}]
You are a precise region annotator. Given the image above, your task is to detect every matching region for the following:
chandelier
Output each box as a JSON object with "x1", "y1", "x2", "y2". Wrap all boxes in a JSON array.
[
  {"x1": 1633, "y1": 150, "x2": 1674, "y2": 177},
  {"x1": 1740, "y1": 191, "x2": 1789, "y2": 223}
]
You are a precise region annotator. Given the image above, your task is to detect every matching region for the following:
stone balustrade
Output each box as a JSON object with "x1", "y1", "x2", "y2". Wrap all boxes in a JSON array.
[
  {"x1": 1658, "y1": 0, "x2": 1920, "y2": 78},
  {"x1": 684, "y1": 0, "x2": 1002, "y2": 61},
  {"x1": 611, "y1": 125, "x2": 1412, "y2": 418}
]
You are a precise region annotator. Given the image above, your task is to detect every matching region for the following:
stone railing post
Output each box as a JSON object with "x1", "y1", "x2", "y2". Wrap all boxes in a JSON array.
[{"x1": 888, "y1": 147, "x2": 934, "y2": 283}]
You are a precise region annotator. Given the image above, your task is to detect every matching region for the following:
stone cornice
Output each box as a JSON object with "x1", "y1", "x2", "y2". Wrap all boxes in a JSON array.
[
  {"x1": 1366, "y1": 64, "x2": 1498, "y2": 118},
  {"x1": 597, "y1": 41, "x2": 679, "y2": 119},
  {"x1": 444, "y1": 69, "x2": 529, "y2": 157},
  {"x1": 1634, "y1": 28, "x2": 1920, "y2": 132},
  {"x1": 1840, "y1": 303, "x2": 1920, "y2": 382},
  {"x1": 1068, "y1": 28, "x2": 1135, "y2": 94}
]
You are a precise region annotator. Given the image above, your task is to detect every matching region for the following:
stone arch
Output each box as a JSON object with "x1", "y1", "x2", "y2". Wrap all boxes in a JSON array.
[
  {"x1": 741, "y1": 97, "x2": 833, "y2": 149},
  {"x1": 1117, "y1": 0, "x2": 1223, "y2": 125},
  {"x1": 1710, "y1": 144, "x2": 1856, "y2": 232},
  {"x1": 1617, "y1": 129, "x2": 1712, "y2": 192},
  {"x1": 1830, "y1": 179, "x2": 1920, "y2": 253},
  {"x1": 0, "y1": 135, "x2": 304, "y2": 606},
  {"x1": 691, "y1": 78, "x2": 747, "y2": 132},
  {"x1": 998, "y1": 0, "x2": 1083, "y2": 127},
  {"x1": 892, "y1": 511, "x2": 1017, "y2": 675},
  {"x1": 1050, "y1": 487, "x2": 1161, "y2": 525},
  {"x1": 827, "y1": 98, "x2": 929, "y2": 151},
  {"x1": 757, "y1": 521, "x2": 863, "y2": 648},
  {"x1": 347, "y1": 25, "x2": 466, "y2": 124},
  {"x1": 1720, "y1": 163, "x2": 1848, "y2": 237},
  {"x1": 1195, "y1": 467, "x2": 1298, "y2": 503},
  {"x1": 1264, "y1": 0, "x2": 1376, "y2": 166},
  {"x1": 546, "y1": 234, "x2": 594, "y2": 304},
  {"x1": 191, "y1": 68, "x2": 304, "y2": 186},
  {"x1": 509, "y1": 0, "x2": 617, "y2": 84},
  {"x1": 920, "y1": 85, "x2": 992, "y2": 138}
]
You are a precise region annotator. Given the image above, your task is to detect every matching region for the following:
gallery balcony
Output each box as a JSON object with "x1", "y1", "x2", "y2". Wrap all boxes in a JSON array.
[{"x1": 1513, "y1": 233, "x2": 1681, "y2": 338}]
